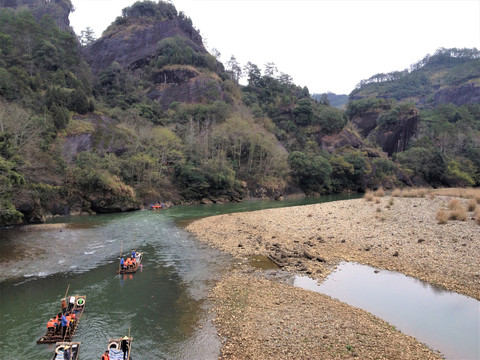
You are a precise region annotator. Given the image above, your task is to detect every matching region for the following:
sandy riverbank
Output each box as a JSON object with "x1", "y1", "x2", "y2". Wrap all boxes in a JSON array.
[{"x1": 187, "y1": 194, "x2": 479, "y2": 359}]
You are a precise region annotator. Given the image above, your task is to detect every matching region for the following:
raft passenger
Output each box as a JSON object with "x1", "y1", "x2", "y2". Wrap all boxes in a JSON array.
[{"x1": 101, "y1": 350, "x2": 110, "y2": 360}]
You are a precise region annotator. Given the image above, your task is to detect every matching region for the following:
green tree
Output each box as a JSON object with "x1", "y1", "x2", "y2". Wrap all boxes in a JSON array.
[
  {"x1": 288, "y1": 151, "x2": 332, "y2": 194},
  {"x1": 78, "y1": 27, "x2": 96, "y2": 46},
  {"x1": 396, "y1": 147, "x2": 446, "y2": 185}
]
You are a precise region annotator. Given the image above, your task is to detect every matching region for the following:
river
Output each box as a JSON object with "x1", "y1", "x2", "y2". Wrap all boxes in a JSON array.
[{"x1": 0, "y1": 194, "x2": 358, "y2": 359}]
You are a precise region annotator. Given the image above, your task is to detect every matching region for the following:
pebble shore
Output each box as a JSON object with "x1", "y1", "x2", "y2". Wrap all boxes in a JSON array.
[{"x1": 187, "y1": 195, "x2": 480, "y2": 359}]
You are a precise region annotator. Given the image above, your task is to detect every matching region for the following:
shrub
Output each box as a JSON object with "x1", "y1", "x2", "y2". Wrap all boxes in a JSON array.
[
  {"x1": 364, "y1": 191, "x2": 374, "y2": 202},
  {"x1": 374, "y1": 187, "x2": 385, "y2": 197},
  {"x1": 447, "y1": 199, "x2": 462, "y2": 210},
  {"x1": 474, "y1": 208, "x2": 480, "y2": 225},
  {"x1": 392, "y1": 188, "x2": 402, "y2": 197},
  {"x1": 448, "y1": 206, "x2": 467, "y2": 221},
  {"x1": 467, "y1": 199, "x2": 477, "y2": 212},
  {"x1": 436, "y1": 209, "x2": 448, "y2": 224}
]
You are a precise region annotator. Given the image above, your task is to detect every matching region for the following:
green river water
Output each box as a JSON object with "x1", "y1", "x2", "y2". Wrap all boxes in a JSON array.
[{"x1": 0, "y1": 194, "x2": 359, "y2": 359}]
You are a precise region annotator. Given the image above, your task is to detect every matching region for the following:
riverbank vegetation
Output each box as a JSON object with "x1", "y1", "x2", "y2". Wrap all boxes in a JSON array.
[{"x1": 0, "y1": 1, "x2": 479, "y2": 226}]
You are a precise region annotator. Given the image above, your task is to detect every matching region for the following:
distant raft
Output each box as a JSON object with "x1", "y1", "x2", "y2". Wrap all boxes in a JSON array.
[
  {"x1": 117, "y1": 252, "x2": 143, "y2": 274},
  {"x1": 37, "y1": 295, "x2": 86, "y2": 344},
  {"x1": 107, "y1": 336, "x2": 132, "y2": 360},
  {"x1": 52, "y1": 342, "x2": 80, "y2": 360}
]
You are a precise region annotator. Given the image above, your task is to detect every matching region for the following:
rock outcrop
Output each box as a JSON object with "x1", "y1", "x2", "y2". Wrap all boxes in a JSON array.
[
  {"x1": 0, "y1": 0, "x2": 73, "y2": 32},
  {"x1": 434, "y1": 82, "x2": 480, "y2": 106},
  {"x1": 83, "y1": 18, "x2": 205, "y2": 75},
  {"x1": 348, "y1": 109, "x2": 420, "y2": 156}
]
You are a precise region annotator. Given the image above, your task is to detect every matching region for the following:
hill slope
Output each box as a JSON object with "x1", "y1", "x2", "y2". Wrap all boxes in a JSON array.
[{"x1": 350, "y1": 48, "x2": 480, "y2": 108}]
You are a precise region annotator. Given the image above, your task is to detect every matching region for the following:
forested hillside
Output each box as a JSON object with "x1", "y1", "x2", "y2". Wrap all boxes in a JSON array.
[{"x1": 0, "y1": 0, "x2": 479, "y2": 226}]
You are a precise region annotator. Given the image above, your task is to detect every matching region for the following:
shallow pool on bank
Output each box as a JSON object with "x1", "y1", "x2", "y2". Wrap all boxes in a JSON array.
[{"x1": 294, "y1": 262, "x2": 480, "y2": 360}]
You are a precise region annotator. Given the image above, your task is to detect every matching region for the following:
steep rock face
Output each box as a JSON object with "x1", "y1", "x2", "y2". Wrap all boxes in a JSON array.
[
  {"x1": 350, "y1": 111, "x2": 379, "y2": 137},
  {"x1": 375, "y1": 110, "x2": 420, "y2": 156},
  {"x1": 83, "y1": 18, "x2": 205, "y2": 74},
  {"x1": 0, "y1": 0, "x2": 73, "y2": 32},
  {"x1": 62, "y1": 114, "x2": 130, "y2": 162},
  {"x1": 148, "y1": 71, "x2": 228, "y2": 109},
  {"x1": 434, "y1": 83, "x2": 480, "y2": 106},
  {"x1": 318, "y1": 128, "x2": 364, "y2": 151}
]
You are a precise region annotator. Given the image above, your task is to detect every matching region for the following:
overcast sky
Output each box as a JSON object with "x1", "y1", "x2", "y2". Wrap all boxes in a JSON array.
[{"x1": 69, "y1": 0, "x2": 480, "y2": 95}]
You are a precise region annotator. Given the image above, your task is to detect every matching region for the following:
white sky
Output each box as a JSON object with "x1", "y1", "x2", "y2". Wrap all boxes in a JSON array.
[{"x1": 69, "y1": 0, "x2": 480, "y2": 95}]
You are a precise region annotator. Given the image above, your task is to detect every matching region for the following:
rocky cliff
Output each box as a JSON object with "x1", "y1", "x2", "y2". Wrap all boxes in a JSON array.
[
  {"x1": 434, "y1": 82, "x2": 480, "y2": 106},
  {"x1": 83, "y1": 18, "x2": 205, "y2": 75},
  {"x1": 0, "y1": 0, "x2": 73, "y2": 32},
  {"x1": 350, "y1": 108, "x2": 420, "y2": 156},
  {"x1": 375, "y1": 109, "x2": 420, "y2": 156}
]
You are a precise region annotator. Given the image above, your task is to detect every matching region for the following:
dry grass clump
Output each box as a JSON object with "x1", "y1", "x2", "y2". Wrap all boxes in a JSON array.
[
  {"x1": 385, "y1": 198, "x2": 394, "y2": 209},
  {"x1": 406, "y1": 188, "x2": 429, "y2": 198},
  {"x1": 374, "y1": 188, "x2": 385, "y2": 197},
  {"x1": 364, "y1": 191, "x2": 375, "y2": 202},
  {"x1": 433, "y1": 188, "x2": 480, "y2": 203},
  {"x1": 474, "y1": 208, "x2": 480, "y2": 225},
  {"x1": 391, "y1": 189, "x2": 402, "y2": 197},
  {"x1": 465, "y1": 188, "x2": 480, "y2": 204},
  {"x1": 447, "y1": 199, "x2": 462, "y2": 210},
  {"x1": 436, "y1": 209, "x2": 448, "y2": 224},
  {"x1": 390, "y1": 187, "x2": 430, "y2": 198},
  {"x1": 447, "y1": 199, "x2": 467, "y2": 221},
  {"x1": 467, "y1": 199, "x2": 477, "y2": 212}
]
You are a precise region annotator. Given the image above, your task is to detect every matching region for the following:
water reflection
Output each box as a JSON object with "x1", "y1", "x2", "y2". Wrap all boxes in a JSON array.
[{"x1": 294, "y1": 262, "x2": 480, "y2": 360}]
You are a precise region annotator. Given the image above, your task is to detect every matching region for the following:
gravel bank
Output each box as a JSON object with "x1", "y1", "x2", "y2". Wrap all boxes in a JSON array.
[{"x1": 187, "y1": 195, "x2": 479, "y2": 359}]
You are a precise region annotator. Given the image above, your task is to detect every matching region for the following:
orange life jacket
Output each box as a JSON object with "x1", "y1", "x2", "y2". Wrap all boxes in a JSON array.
[
  {"x1": 125, "y1": 258, "x2": 132, "y2": 266},
  {"x1": 47, "y1": 319, "x2": 55, "y2": 328},
  {"x1": 101, "y1": 353, "x2": 110, "y2": 360}
]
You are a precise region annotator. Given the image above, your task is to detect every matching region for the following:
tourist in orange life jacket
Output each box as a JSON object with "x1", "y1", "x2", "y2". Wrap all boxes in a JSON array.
[
  {"x1": 101, "y1": 350, "x2": 110, "y2": 360},
  {"x1": 47, "y1": 318, "x2": 56, "y2": 330},
  {"x1": 131, "y1": 256, "x2": 136, "y2": 266},
  {"x1": 69, "y1": 312, "x2": 76, "y2": 326},
  {"x1": 125, "y1": 257, "x2": 132, "y2": 269}
]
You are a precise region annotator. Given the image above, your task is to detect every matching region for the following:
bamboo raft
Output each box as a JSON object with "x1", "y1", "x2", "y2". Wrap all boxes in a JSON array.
[
  {"x1": 37, "y1": 295, "x2": 86, "y2": 344},
  {"x1": 51, "y1": 342, "x2": 80, "y2": 360},
  {"x1": 117, "y1": 252, "x2": 143, "y2": 274},
  {"x1": 106, "y1": 336, "x2": 132, "y2": 360}
]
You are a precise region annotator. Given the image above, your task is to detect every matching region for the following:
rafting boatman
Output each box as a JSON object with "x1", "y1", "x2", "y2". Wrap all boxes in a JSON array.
[
  {"x1": 101, "y1": 350, "x2": 110, "y2": 360},
  {"x1": 121, "y1": 336, "x2": 129, "y2": 360},
  {"x1": 131, "y1": 249, "x2": 136, "y2": 259},
  {"x1": 61, "y1": 313, "x2": 69, "y2": 338},
  {"x1": 120, "y1": 257, "x2": 125, "y2": 270},
  {"x1": 61, "y1": 298, "x2": 67, "y2": 314},
  {"x1": 64, "y1": 345, "x2": 71, "y2": 360}
]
